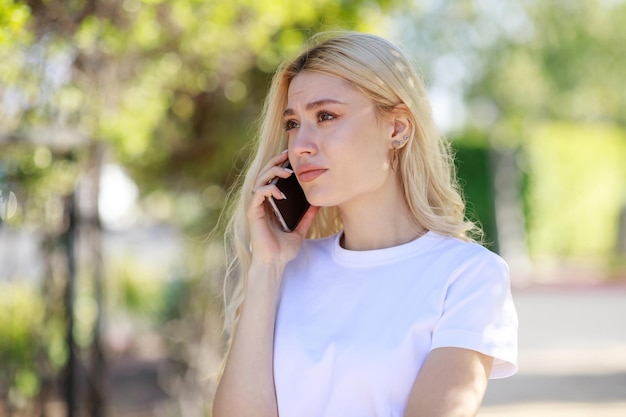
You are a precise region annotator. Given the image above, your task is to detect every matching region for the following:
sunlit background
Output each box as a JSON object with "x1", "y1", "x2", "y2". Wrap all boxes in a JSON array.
[{"x1": 1, "y1": 0, "x2": 625, "y2": 416}]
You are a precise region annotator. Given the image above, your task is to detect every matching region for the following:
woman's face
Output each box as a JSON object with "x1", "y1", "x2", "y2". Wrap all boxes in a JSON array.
[{"x1": 285, "y1": 71, "x2": 398, "y2": 209}]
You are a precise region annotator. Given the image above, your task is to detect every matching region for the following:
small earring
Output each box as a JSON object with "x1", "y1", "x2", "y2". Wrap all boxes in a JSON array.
[
  {"x1": 391, "y1": 135, "x2": 408, "y2": 172},
  {"x1": 392, "y1": 135, "x2": 409, "y2": 150}
]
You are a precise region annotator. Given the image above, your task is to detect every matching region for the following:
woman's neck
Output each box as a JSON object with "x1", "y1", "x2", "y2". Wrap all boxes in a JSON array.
[{"x1": 338, "y1": 180, "x2": 426, "y2": 251}]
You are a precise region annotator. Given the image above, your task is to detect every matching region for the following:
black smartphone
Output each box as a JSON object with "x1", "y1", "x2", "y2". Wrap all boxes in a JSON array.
[{"x1": 267, "y1": 161, "x2": 310, "y2": 232}]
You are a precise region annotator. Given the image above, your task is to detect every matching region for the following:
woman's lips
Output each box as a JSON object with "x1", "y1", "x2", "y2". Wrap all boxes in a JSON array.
[{"x1": 296, "y1": 166, "x2": 327, "y2": 183}]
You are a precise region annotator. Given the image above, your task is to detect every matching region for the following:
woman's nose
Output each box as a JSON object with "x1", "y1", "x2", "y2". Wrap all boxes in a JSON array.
[{"x1": 290, "y1": 125, "x2": 318, "y2": 156}]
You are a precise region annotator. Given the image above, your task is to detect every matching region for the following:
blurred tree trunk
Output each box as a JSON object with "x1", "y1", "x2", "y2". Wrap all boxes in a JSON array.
[
  {"x1": 78, "y1": 145, "x2": 106, "y2": 417},
  {"x1": 62, "y1": 191, "x2": 77, "y2": 417}
]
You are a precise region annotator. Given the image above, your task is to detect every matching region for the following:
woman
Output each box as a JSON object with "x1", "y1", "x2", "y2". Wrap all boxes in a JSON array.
[{"x1": 213, "y1": 31, "x2": 518, "y2": 417}]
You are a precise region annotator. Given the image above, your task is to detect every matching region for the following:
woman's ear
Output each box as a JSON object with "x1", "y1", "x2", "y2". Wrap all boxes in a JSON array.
[{"x1": 388, "y1": 104, "x2": 412, "y2": 147}]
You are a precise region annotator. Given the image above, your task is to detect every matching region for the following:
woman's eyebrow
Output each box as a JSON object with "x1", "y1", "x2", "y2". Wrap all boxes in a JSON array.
[{"x1": 283, "y1": 99, "x2": 346, "y2": 117}]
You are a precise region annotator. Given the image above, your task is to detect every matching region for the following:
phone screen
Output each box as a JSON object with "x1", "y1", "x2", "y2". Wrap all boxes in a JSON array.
[{"x1": 267, "y1": 161, "x2": 310, "y2": 232}]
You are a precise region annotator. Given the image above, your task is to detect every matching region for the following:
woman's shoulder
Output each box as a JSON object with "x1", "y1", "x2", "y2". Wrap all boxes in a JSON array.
[{"x1": 427, "y1": 233, "x2": 509, "y2": 275}]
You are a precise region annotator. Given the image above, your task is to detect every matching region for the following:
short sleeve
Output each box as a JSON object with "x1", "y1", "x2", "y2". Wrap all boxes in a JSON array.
[{"x1": 431, "y1": 250, "x2": 518, "y2": 378}]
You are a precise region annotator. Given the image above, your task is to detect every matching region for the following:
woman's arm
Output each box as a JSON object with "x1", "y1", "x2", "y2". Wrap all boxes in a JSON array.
[
  {"x1": 212, "y1": 262, "x2": 284, "y2": 417},
  {"x1": 403, "y1": 347, "x2": 493, "y2": 417},
  {"x1": 212, "y1": 151, "x2": 319, "y2": 417}
]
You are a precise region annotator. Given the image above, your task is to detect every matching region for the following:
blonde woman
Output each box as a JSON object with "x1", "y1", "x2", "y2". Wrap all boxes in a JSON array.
[{"x1": 213, "y1": 31, "x2": 518, "y2": 417}]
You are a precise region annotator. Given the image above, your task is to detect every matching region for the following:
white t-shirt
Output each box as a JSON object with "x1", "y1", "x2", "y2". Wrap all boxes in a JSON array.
[{"x1": 273, "y1": 231, "x2": 518, "y2": 417}]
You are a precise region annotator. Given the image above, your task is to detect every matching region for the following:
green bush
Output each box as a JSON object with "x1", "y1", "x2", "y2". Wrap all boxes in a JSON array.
[
  {"x1": 453, "y1": 133, "x2": 498, "y2": 250},
  {"x1": 0, "y1": 282, "x2": 45, "y2": 406},
  {"x1": 525, "y1": 122, "x2": 626, "y2": 259}
]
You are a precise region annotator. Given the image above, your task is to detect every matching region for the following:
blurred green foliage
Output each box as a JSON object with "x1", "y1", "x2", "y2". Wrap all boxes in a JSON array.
[
  {"x1": 0, "y1": 283, "x2": 44, "y2": 369},
  {"x1": 0, "y1": 282, "x2": 65, "y2": 408},
  {"x1": 525, "y1": 122, "x2": 626, "y2": 259},
  {"x1": 0, "y1": 0, "x2": 30, "y2": 44},
  {"x1": 107, "y1": 254, "x2": 177, "y2": 322},
  {"x1": 1, "y1": 0, "x2": 400, "y2": 238}
]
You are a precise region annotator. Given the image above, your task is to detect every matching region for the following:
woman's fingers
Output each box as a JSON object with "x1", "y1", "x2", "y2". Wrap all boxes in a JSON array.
[
  {"x1": 250, "y1": 183, "x2": 286, "y2": 207},
  {"x1": 248, "y1": 152, "x2": 292, "y2": 224},
  {"x1": 252, "y1": 151, "x2": 291, "y2": 191},
  {"x1": 253, "y1": 167, "x2": 293, "y2": 194}
]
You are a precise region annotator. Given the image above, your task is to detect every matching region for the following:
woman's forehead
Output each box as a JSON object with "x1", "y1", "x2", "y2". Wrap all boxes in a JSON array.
[{"x1": 286, "y1": 72, "x2": 362, "y2": 108}]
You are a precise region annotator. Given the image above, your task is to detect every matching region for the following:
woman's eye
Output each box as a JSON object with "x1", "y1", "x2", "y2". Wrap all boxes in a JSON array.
[
  {"x1": 318, "y1": 111, "x2": 335, "y2": 122},
  {"x1": 284, "y1": 119, "x2": 299, "y2": 130}
]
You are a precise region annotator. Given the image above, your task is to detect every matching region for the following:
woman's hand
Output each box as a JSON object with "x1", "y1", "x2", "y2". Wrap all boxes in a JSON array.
[
  {"x1": 247, "y1": 151, "x2": 319, "y2": 267},
  {"x1": 215, "y1": 152, "x2": 318, "y2": 417}
]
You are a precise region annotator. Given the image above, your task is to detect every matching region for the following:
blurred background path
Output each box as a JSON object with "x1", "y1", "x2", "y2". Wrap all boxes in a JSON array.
[{"x1": 479, "y1": 281, "x2": 626, "y2": 416}]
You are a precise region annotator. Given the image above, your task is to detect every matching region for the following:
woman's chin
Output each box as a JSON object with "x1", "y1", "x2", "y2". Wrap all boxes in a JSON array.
[{"x1": 306, "y1": 195, "x2": 333, "y2": 208}]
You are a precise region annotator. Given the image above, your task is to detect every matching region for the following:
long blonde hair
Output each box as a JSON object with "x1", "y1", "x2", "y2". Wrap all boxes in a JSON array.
[{"x1": 220, "y1": 31, "x2": 480, "y2": 336}]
